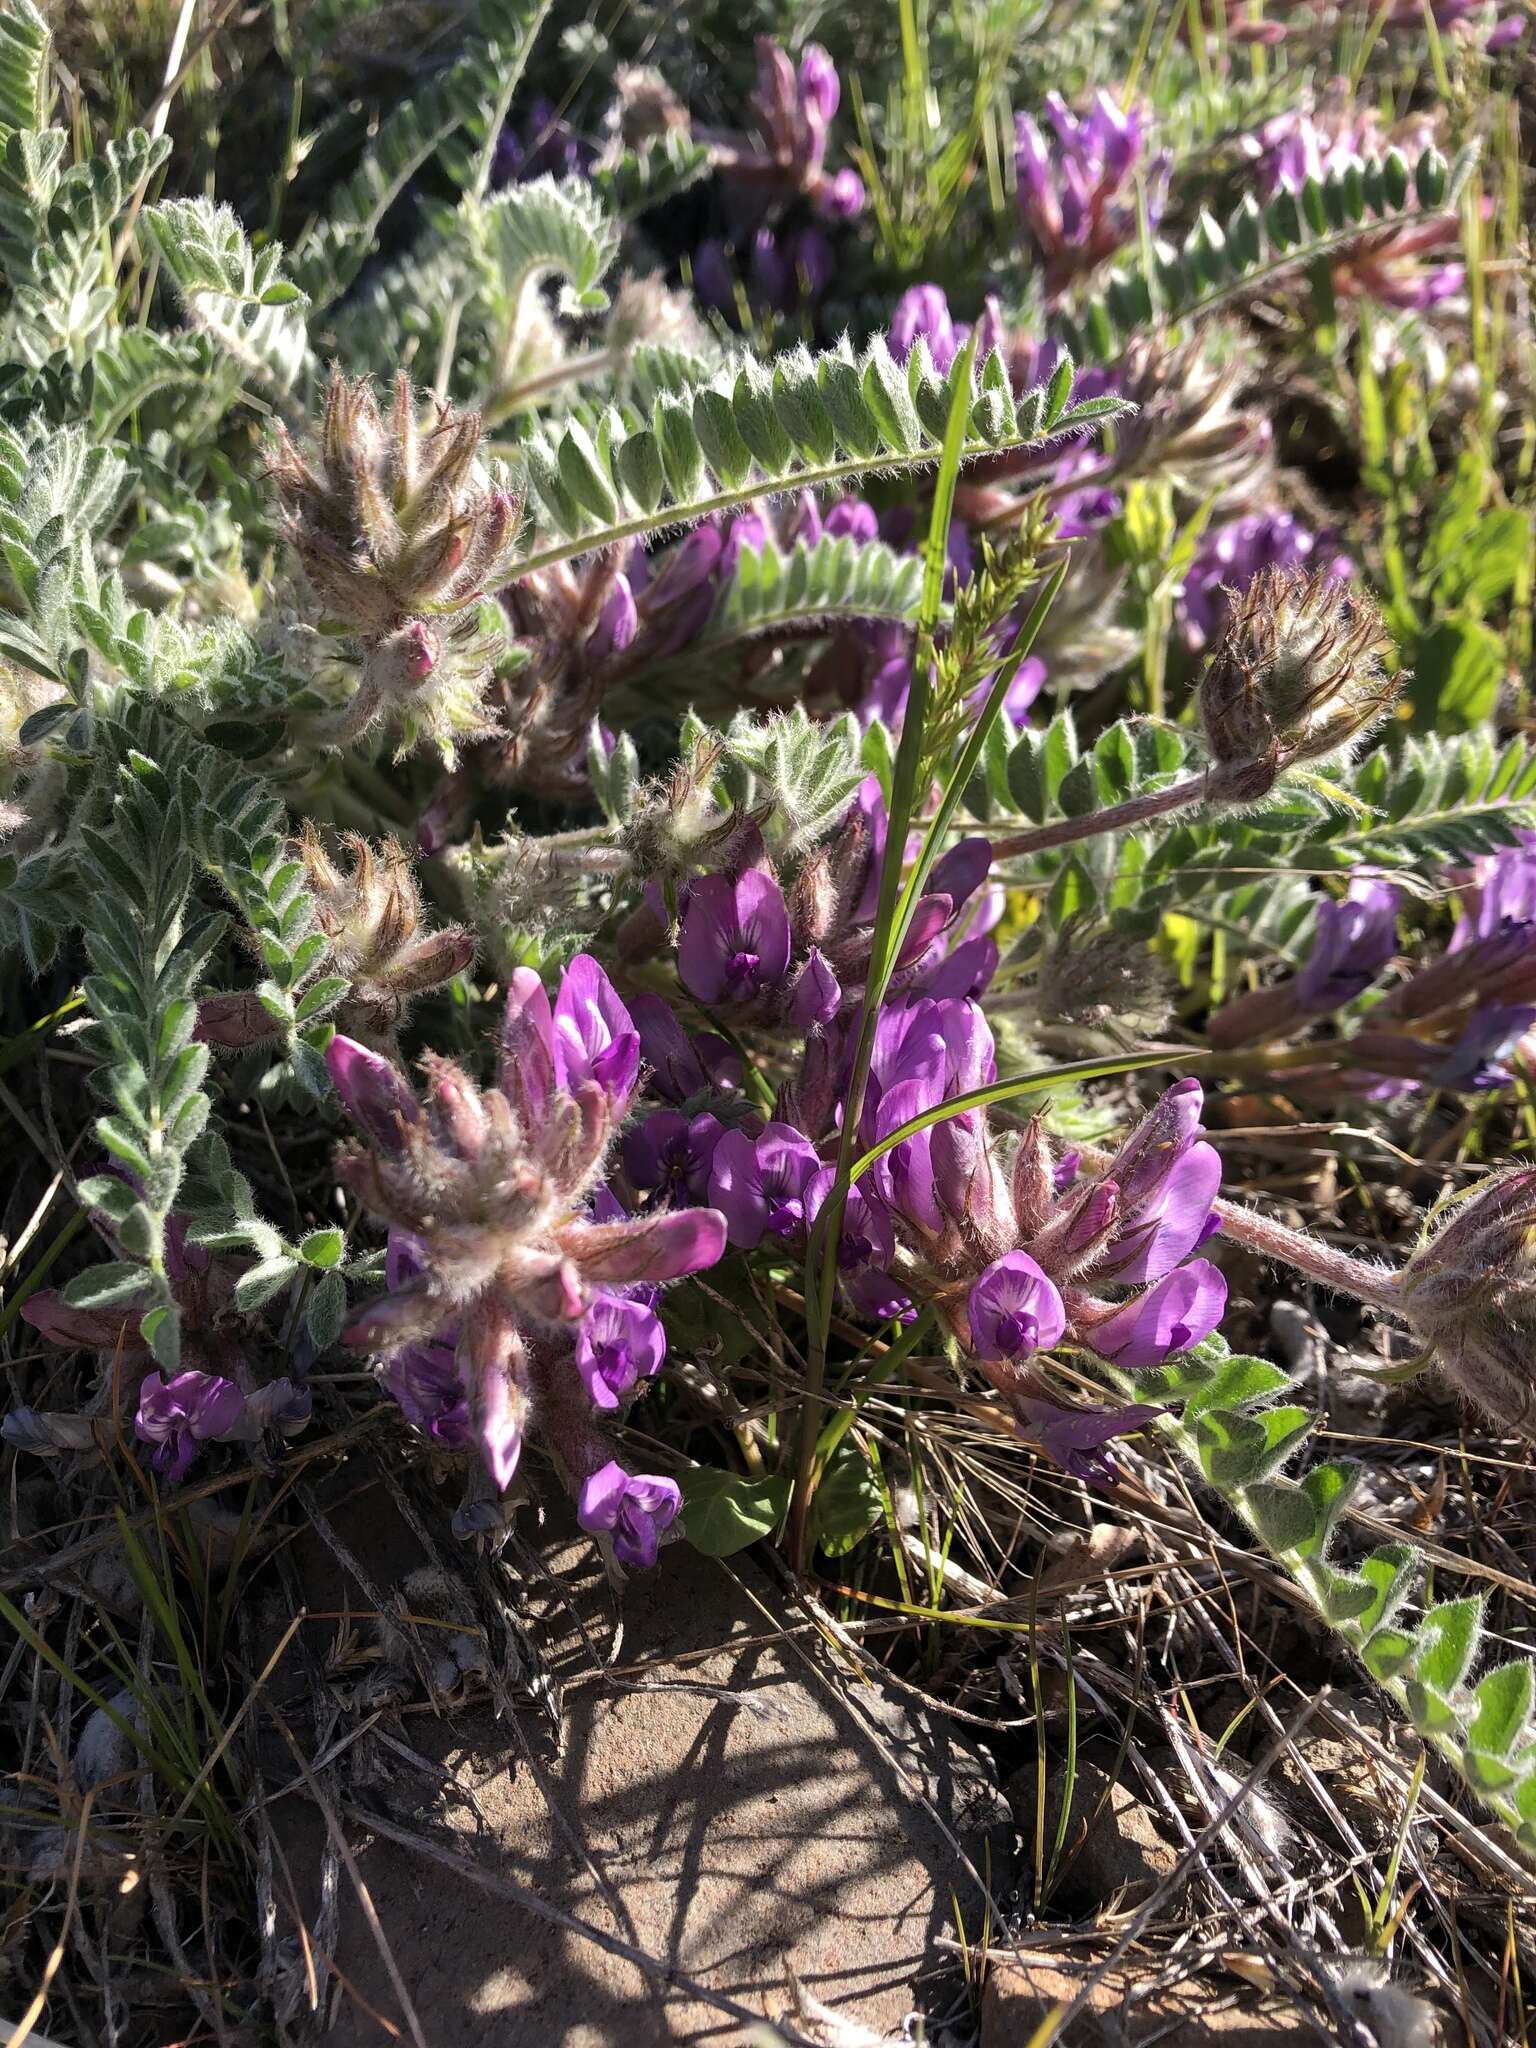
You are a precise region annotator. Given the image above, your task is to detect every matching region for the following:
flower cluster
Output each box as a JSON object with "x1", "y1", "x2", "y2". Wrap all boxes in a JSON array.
[
  {"x1": 1015, "y1": 91, "x2": 1168, "y2": 295},
  {"x1": 270, "y1": 371, "x2": 519, "y2": 753},
  {"x1": 693, "y1": 38, "x2": 863, "y2": 325},
  {"x1": 1210, "y1": 840, "x2": 1536, "y2": 1097},
  {"x1": 327, "y1": 952, "x2": 725, "y2": 1561},
  {"x1": 643, "y1": 852, "x2": 1230, "y2": 1477},
  {"x1": 1246, "y1": 85, "x2": 1463, "y2": 312}
]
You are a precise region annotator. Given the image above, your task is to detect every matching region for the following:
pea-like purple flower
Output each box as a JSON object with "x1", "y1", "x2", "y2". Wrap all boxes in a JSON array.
[
  {"x1": 387, "y1": 1344, "x2": 471, "y2": 1448},
  {"x1": 889, "y1": 285, "x2": 970, "y2": 374},
  {"x1": 968, "y1": 1253, "x2": 1067, "y2": 1362},
  {"x1": 1295, "y1": 881, "x2": 1400, "y2": 1010},
  {"x1": 1015, "y1": 90, "x2": 1167, "y2": 293},
  {"x1": 578, "y1": 1460, "x2": 681, "y2": 1568},
  {"x1": 710, "y1": 1122, "x2": 822, "y2": 1248},
  {"x1": 1088, "y1": 1259, "x2": 1227, "y2": 1369},
  {"x1": 678, "y1": 870, "x2": 792, "y2": 1006},
  {"x1": 1089, "y1": 1081, "x2": 1222, "y2": 1285},
  {"x1": 623, "y1": 1109, "x2": 726, "y2": 1206},
  {"x1": 134, "y1": 1370, "x2": 246, "y2": 1482},
  {"x1": 551, "y1": 953, "x2": 640, "y2": 1114},
  {"x1": 1015, "y1": 1395, "x2": 1165, "y2": 1487},
  {"x1": 575, "y1": 1295, "x2": 667, "y2": 1411}
]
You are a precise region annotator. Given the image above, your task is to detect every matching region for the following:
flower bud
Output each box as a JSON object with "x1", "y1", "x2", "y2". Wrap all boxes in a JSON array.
[
  {"x1": 1200, "y1": 567, "x2": 1399, "y2": 801},
  {"x1": 1400, "y1": 1167, "x2": 1536, "y2": 1434}
]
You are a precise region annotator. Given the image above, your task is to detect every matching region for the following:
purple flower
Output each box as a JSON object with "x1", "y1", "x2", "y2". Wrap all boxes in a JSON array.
[
  {"x1": 889, "y1": 285, "x2": 969, "y2": 374},
  {"x1": 1015, "y1": 1395, "x2": 1165, "y2": 1487},
  {"x1": 709, "y1": 1122, "x2": 822, "y2": 1248},
  {"x1": 1089, "y1": 1081, "x2": 1222, "y2": 1286},
  {"x1": 804, "y1": 1171, "x2": 907, "y2": 1319},
  {"x1": 968, "y1": 1253, "x2": 1067, "y2": 1362},
  {"x1": 326, "y1": 1036, "x2": 420, "y2": 1150},
  {"x1": 622, "y1": 1109, "x2": 725, "y2": 1204},
  {"x1": 817, "y1": 167, "x2": 867, "y2": 218},
  {"x1": 1015, "y1": 90, "x2": 1167, "y2": 293},
  {"x1": 551, "y1": 954, "x2": 640, "y2": 1113},
  {"x1": 798, "y1": 43, "x2": 840, "y2": 129},
  {"x1": 1089, "y1": 1259, "x2": 1228, "y2": 1368},
  {"x1": 134, "y1": 1370, "x2": 245, "y2": 1482},
  {"x1": 678, "y1": 870, "x2": 792, "y2": 1006},
  {"x1": 790, "y1": 949, "x2": 842, "y2": 1030},
  {"x1": 492, "y1": 98, "x2": 594, "y2": 186},
  {"x1": 578, "y1": 1460, "x2": 681, "y2": 1568},
  {"x1": 588, "y1": 576, "x2": 639, "y2": 662},
  {"x1": 1094, "y1": 1142, "x2": 1221, "y2": 1285},
  {"x1": 387, "y1": 1343, "x2": 471, "y2": 1448},
  {"x1": 575, "y1": 1294, "x2": 667, "y2": 1411},
  {"x1": 1181, "y1": 511, "x2": 1352, "y2": 647},
  {"x1": 824, "y1": 498, "x2": 880, "y2": 543},
  {"x1": 630, "y1": 992, "x2": 744, "y2": 1102},
  {"x1": 1295, "y1": 880, "x2": 1400, "y2": 1011}
]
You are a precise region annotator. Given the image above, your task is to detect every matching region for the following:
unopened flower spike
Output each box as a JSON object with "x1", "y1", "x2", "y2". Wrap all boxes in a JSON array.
[
  {"x1": 1199, "y1": 566, "x2": 1401, "y2": 803},
  {"x1": 329, "y1": 954, "x2": 726, "y2": 1498},
  {"x1": 270, "y1": 369, "x2": 522, "y2": 754}
]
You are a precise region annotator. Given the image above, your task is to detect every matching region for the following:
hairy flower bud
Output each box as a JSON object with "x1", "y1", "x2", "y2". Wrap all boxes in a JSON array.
[
  {"x1": 1400, "y1": 1167, "x2": 1536, "y2": 1434},
  {"x1": 1200, "y1": 567, "x2": 1400, "y2": 801},
  {"x1": 300, "y1": 827, "x2": 474, "y2": 1034},
  {"x1": 271, "y1": 371, "x2": 521, "y2": 752}
]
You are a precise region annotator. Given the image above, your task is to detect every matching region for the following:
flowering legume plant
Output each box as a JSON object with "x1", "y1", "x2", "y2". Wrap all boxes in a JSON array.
[{"x1": 5, "y1": 0, "x2": 1536, "y2": 2023}]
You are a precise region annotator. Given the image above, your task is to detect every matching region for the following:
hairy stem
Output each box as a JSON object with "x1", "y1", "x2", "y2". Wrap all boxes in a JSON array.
[
  {"x1": 1209, "y1": 1195, "x2": 1403, "y2": 1314},
  {"x1": 989, "y1": 772, "x2": 1210, "y2": 861}
]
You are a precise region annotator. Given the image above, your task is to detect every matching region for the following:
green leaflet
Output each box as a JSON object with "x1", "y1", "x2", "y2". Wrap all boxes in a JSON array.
[
  {"x1": 1059, "y1": 142, "x2": 1479, "y2": 360},
  {"x1": 142, "y1": 199, "x2": 309, "y2": 400},
  {"x1": 508, "y1": 338, "x2": 1132, "y2": 579},
  {"x1": 1099, "y1": 1333, "x2": 1536, "y2": 1856}
]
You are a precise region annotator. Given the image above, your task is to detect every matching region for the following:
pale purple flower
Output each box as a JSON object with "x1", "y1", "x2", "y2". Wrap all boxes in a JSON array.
[
  {"x1": 326, "y1": 1036, "x2": 420, "y2": 1150},
  {"x1": 968, "y1": 1253, "x2": 1067, "y2": 1361},
  {"x1": 551, "y1": 954, "x2": 640, "y2": 1113},
  {"x1": 889, "y1": 285, "x2": 969, "y2": 373},
  {"x1": 1015, "y1": 90, "x2": 1167, "y2": 293},
  {"x1": 1089, "y1": 1259, "x2": 1228, "y2": 1368},
  {"x1": 1182, "y1": 511, "x2": 1352, "y2": 647},
  {"x1": 575, "y1": 1294, "x2": 667, "y2": 1411},
  {"x1": 678, "y1": 870, "x2": 792, "y2": 1005},
  {"x1": 709, "y1": 1122, "x2": 822, "y2": 1247},
  {"x1": 1015, "y1": 1395, "x2": 1164, "y2": 1487},
  {"x1": 1295, "y1": 881, "x2": 1400, "y2": 1010},
  {"x1": 578, "y1": 1460, "x2": 681, "y2": 1568},
  {"x1": 135, "y1": 1370, "x2": 245, "y2": 1482}
]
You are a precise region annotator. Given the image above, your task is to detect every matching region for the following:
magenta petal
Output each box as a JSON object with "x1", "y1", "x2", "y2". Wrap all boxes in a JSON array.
[
  {"x1": 1101, "y1": 1141, "x2": 1222, "y2": 1284},
  {"x1": 499, "y1": 968, "x2": 557, "y2": 1123},
  {"x1": 552, "y1": 954, "x2": 640, "y2": 1111},
  {"x1": 1090, "y1": 1259, "x2": 1227, "y2": 1369},
  {"x1": 326, "y1": 1036, "x2": 419, "y2": 1150}
]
